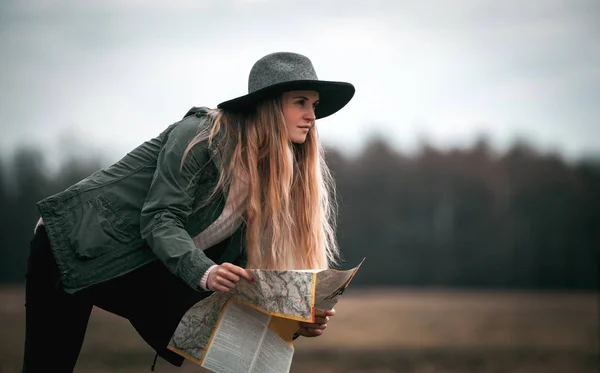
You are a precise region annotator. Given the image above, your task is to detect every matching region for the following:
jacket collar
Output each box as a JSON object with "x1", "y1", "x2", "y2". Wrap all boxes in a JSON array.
[{"x1": 182, "y1": 106, "x2": 222, "y2": 169}]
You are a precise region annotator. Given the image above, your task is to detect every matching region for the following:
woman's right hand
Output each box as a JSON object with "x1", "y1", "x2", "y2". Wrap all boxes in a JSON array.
[{"x1": 207, "y1": 262, "x2": 254, "y2": 292}]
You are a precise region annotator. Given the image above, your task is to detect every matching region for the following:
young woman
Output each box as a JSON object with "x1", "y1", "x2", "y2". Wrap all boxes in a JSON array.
[{"x1": 22, "y1": 51, "x2": 355, "y2": 371}]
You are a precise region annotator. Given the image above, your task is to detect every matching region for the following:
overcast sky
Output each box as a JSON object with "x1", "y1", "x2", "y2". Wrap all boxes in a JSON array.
[{"x1": 1, "y1": 0, "x2": 598, "y2": 168}]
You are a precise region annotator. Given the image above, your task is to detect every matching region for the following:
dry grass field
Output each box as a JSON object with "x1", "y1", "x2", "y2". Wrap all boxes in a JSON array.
[{"x1": 0, "y1": 286, "x2": 597, "y2": 373}]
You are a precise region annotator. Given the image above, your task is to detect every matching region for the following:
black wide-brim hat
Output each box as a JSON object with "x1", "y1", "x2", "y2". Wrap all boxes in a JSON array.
[{"x1": 218, "y1": 52, "x2": 355, "y2": 119}]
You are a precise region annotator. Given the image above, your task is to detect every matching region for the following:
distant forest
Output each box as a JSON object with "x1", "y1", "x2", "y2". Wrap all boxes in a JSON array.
[{"x1": 1, "y1": 136, "x2": 598, "y2": 290}]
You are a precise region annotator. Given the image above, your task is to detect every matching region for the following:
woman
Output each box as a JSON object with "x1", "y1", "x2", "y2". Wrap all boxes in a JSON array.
[{"x1": 22, "y1": 51, "x2": 355, "y2": 372}]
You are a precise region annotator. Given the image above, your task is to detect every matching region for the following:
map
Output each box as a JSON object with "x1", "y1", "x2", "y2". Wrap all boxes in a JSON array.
[
  {"x1": 168, "y1": 292, "x2": 230, "y2": 363},
  {"x1": 231, "y1": 269, "x2": 315, "y2": 321},
  {"x1": 167, "y1": 270, "x2": 315, "y2": 362},
  {"x1": 167, "y1": 259, "x2": 365, "y2": 372}
]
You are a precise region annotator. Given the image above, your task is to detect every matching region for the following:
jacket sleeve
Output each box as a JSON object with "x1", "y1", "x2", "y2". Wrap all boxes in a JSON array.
[{"x1": 139, "y1": 117, "x2": 216, "y2": 291}]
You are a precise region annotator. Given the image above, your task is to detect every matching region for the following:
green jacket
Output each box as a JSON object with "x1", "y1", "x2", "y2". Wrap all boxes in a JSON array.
[{"x1": 37, "y1": 107, "x2": 247, "y2": 294}]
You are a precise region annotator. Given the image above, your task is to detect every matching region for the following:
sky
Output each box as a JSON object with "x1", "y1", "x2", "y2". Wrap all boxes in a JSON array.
[{"x1": 0, "y1": 0, "x2": 598, "y2": 170}]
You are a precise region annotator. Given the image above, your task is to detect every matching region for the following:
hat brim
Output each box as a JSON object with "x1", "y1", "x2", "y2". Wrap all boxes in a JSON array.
[{"x1": 217, "y1": 80, "x2": 355, "y2": 120}]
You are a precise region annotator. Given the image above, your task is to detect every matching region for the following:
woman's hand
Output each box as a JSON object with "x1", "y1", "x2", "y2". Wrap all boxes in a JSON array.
[
  {"x1": 296, "y1": 309, "x2": 335, "y2": 338},
  {"x1": 207, "y1": 263, "x2": 254, "y2": 292}
]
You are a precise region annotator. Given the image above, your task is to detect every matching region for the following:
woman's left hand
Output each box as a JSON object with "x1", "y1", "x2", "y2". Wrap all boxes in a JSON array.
[{"x1": 296, "y1": 309, "x2": 335, "y2": 338}]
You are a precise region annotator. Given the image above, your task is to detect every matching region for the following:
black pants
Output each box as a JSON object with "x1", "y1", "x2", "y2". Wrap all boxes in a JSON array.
[{"x1": 21, "y1": 225, "x2": 220, "y2": 372}]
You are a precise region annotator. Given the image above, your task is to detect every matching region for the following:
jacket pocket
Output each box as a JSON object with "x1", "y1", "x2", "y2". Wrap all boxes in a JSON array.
[
  {"x1": 96, "y1": 195, "x2": 136, "y2": 244},
  {"x1": 69, "y1": 195, "x2": 136, "y2": 260}
]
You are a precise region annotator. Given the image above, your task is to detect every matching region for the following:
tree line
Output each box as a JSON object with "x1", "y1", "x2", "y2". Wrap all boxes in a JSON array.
[{"x1": 1, "y1": 137, "x2": 598, "y2": 290}]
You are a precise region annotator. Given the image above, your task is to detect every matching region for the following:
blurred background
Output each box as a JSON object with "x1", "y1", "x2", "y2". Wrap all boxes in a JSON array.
[{"x1": 0, "y1": 1, "x2": 598, "y2": 372}]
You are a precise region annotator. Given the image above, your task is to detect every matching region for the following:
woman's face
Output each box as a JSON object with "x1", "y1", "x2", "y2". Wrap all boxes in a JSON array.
[{"x1": 282, "y1": 90, "x2": 320, "y2": 144}]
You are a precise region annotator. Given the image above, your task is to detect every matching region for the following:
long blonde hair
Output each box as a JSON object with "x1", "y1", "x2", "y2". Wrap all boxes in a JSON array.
[{"x1": 182, "y1": 97, "x2": 340, "y2": 270}]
